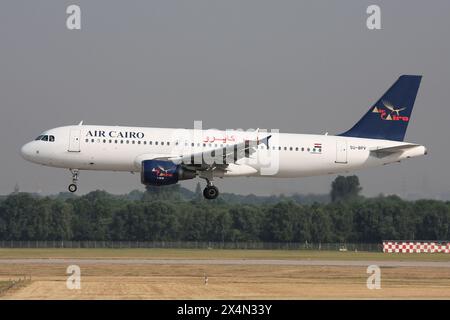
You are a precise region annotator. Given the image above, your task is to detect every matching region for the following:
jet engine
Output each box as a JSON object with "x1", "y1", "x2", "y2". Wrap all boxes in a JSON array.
[{"x1": 141, "y1": 160, "x2": 196, "y2": 186}]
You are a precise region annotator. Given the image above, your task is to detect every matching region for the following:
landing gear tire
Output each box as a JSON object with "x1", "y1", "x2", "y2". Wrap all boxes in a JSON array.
[
  {"x1": 203, "y1": 185, "x2": 219, "y2": 200},
  {"x1": 68, "y1": 184, "x2": 77, "y2": 193},
  {"x1": 68, "y1": 169, "x2": 79, "y2": 193}
]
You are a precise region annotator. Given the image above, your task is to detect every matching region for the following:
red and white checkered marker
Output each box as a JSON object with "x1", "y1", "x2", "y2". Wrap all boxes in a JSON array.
[{"x1": 383, "y1": 241, "x2": 450, "y2": 253}]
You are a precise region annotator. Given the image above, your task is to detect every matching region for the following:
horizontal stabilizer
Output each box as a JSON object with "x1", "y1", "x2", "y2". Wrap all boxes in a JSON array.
[{"x1": 370, "y1": 144, "x2": 420, "y2": 158}]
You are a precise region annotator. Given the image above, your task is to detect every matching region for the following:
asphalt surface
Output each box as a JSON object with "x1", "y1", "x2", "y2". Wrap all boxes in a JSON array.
[{"x1": 0, "y1": 259, "x2": 449, "y2": 268}]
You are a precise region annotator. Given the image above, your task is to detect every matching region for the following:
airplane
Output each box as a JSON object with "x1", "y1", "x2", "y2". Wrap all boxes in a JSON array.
[{"x1": 20, "y1": 75, "x2": 427, "y2": 200}]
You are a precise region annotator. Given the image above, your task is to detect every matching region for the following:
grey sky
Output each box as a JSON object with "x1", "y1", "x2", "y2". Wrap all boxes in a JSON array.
[{"x1": 1, "y1": 0, "x2": 449, "y2": 198}]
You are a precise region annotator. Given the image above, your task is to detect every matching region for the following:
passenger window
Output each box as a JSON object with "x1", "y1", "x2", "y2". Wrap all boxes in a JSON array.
[
  {"x1": 167, "y1": 142, "x2": 170, "y2": 146},
  {"x1": 161, "y1": 141, "x2": 164, "y2": 146}
]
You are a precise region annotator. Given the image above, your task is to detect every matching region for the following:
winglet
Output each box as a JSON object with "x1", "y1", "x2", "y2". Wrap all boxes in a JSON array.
[{"x1": 259, "y1": 135, "x2": 272, "y2": 147}]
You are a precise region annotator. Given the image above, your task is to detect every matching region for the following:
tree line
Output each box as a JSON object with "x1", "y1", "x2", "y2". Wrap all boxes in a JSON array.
[{"x1": 0, "y1": 176, "x2": 448, "y2": 243}]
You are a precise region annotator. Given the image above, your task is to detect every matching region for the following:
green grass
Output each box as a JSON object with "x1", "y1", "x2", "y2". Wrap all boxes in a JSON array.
[{"x1": 0, "y1": 248, "x2": 449, "y2": 261}]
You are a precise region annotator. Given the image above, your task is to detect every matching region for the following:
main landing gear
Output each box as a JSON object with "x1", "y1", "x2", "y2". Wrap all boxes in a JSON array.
[
  {"x1": 68, "y1": 169, "x2": 79, "y2": 193},
  {"x1": 202, "y1": 180, "x2": 219, "y2": 200}
]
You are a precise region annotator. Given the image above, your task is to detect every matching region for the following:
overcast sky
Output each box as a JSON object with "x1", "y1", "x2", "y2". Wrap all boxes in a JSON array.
[{"x1": 1, "y1": 0, "x2": 449, "y2": 198}]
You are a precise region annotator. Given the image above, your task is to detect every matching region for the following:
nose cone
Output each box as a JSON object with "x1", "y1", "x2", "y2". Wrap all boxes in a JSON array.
[{"x1": 20, "y1": 142, "x2": 34, "y2": 161}]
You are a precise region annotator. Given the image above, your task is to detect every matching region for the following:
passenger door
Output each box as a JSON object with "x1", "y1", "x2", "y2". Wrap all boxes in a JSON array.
[
  {"x1": 335, "y1": 140, "x2": 348, "y2": 164},
  {"x1": 68, "y1": 129, "x2": 81, "y2": 152}
]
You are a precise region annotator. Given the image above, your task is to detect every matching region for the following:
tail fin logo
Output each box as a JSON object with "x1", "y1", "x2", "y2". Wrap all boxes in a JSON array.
[{"x1": 372, "y1": 100, "x2": 409, "y2": 122}]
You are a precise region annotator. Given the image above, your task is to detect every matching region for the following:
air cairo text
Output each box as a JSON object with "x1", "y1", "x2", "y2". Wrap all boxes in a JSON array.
[{"x1": 86, "y1": 130, "x2": 145, "y2": 139}]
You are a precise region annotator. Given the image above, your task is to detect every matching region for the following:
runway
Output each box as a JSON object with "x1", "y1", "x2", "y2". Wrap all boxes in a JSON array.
[{"x1": 1, "y1": 258, "x2": 449, "y2": 268}]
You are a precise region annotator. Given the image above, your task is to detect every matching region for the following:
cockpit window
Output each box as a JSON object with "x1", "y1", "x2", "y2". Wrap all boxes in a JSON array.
[
  {"x1": 35, "y1": 134, "x2": 55, "y2": 142},
  {"x1": 34, "y1": 134, "x2": 55, "y2": 142}
]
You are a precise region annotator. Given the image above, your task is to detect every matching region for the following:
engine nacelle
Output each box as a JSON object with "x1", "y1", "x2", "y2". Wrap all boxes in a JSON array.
[{"x1": 141, "y1": 160, "x2": 196, "y2": 186}]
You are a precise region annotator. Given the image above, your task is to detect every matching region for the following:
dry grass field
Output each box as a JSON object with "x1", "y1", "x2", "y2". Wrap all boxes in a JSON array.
[{"x1": 0, "y1": 249, "x2": 449, "y2": 299}]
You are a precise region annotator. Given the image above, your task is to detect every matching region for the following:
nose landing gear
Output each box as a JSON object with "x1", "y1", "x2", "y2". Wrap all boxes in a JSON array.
[{"x1": 68, "y1": 169, "x2": 79, "y2": 193}]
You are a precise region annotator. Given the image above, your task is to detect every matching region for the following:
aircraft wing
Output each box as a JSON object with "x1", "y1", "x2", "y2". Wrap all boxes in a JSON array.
[
  {"x1": 370, "y1": 144, "x2": 420, "y2": 158},
  {"x1": 169, "y1": 135, "x2": 272, "y2": 171}
]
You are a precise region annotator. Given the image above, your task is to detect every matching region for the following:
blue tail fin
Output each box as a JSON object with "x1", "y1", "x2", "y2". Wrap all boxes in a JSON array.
[{"x1": 340, "y1": 75, "x2": 422, "y2": 141}]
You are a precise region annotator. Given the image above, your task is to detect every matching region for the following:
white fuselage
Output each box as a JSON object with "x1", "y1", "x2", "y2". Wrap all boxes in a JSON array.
[{"x1": 20, "y1": 125, "x2": 427, "y2": 180}]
